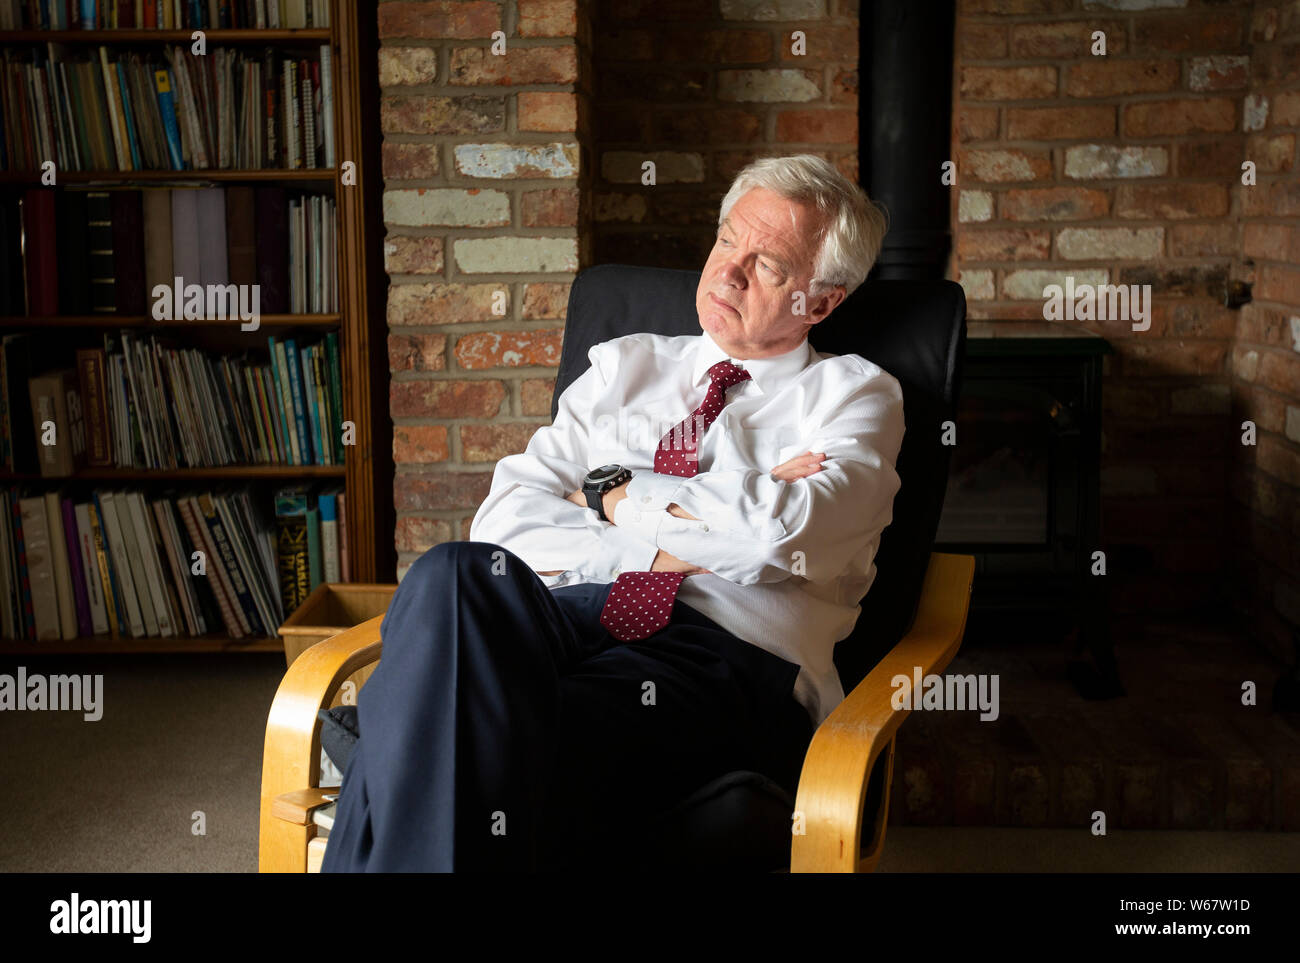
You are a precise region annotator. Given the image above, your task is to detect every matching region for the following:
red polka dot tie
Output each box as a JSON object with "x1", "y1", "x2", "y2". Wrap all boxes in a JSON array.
[{"x1": 599, "y1": 360, "x2": 750, "y2": 642}]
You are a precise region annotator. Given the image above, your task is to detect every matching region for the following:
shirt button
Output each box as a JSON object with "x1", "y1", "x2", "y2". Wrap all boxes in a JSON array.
[
  {"x1": 641, "y1": 496, "x2": 651, "y2": 503},
  {"x1": 701, "y1": 524, "x2": 709, "y2": 532},
  {"x1": 631, "y1": 512, "x2": 642, "y2": 522}
]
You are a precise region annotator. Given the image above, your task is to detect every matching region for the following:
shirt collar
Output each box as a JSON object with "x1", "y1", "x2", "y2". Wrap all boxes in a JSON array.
[{"x1": 691, "y1": 328, "x2": 814, "y2": 395}]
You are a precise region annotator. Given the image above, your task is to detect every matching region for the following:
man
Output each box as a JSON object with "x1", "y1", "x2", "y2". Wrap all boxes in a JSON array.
[{"x1": 321, "y1": 153, "x2": 903, "y2": 872}]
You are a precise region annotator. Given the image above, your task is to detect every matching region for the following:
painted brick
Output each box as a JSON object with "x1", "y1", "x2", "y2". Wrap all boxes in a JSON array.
[
  {"x1": 378, "y1": 1, "x2": 501, "y2": 39},
  {"x1": 381, "y1": 95, "x2": 505, "y2": 135},
  {"x1": 461, "y1": 422, "x2": 545, "y2": 462},
  {"x1": 1242, "y1": 181, "x2": 1300, "y2": 218},
  {"x1": 453, "y1": 237, "x2": 580, "y2": 274},
  {"x1": 1257, "y1": 264, "x2": 1300, "y2": 307},
  {"x1": 448, "y1": 46, "x2": 578, "y2": 86},
  {"x1": 388, "y1": 334, "x2": 448, "y2": 373},
  {"x1": 390, "y1": 380, "x2": 506, "y2": 419},
  {"x1": 1117, "y1": 263, "x2": 1229, "y2": 298},
  {"x1": 388, "y1": 284, "x2": 508, "y2": 326},
  {"x1": 1064, "y1": 144, "x2": 1168, "y2": 179},
  {"x1": 454, "y1": 329, "x2": 565, "y2": 369},
  {"x1": 1057, "y1": 227, "x2": 1164, "y2": 260},
  {"x1": 394, "y1": 471, "x2": 495, "y2": 512},
  {"x1": 1002, "y1": 268, "x2": 1109, "y2": 300},
  {"x1": 964, "y1": 0, "x2": 1072, "y2": 13},
  {"x1": 1115, "y1": 184, "x2": 1229, "y2": 220},
  {"x1": 958, "y1": 269, "x2": 995, "y2": 301},
  {"x1": 1244, "y1": 93, "x2": 1269, "y2": 132},
  {"x1": 1125, "y1": 98, "x2": 1236, "y2": 136},
  {"x1": 384, "y1": 236, "x2": 445, "y2": 276},
  {"x1": 521, "y1": 378, "x2": 557, "y2": 416},
  {"x1": 1002, "y1": 187, "x2": 1110, "y2": 221},
  {"x1": 1009, "y1": 105, "x2": 1114, "y2": 141},
  {"x1": 382, "y1": 143, "x2": 442, "y2": 180},
  {"x1": 517, "y1": 0, "x2": 577, "y2": 37},
  {"x1": 719, "y1": 0, "x2": 828, "y2": 20},
  {"x1": 383, "y1": 189, "x2": 511, "y2": 228},
  {"x1": 716, "y1": 69, "x2": 821, "y2": 102},
  {"x1": 378, "y1": 47, "x2": 439, "y2": 86},
  {"x1": 602, "y1": 150, "x2": 705, "y2": 183},
  {"x1": 454, "y1": 143, "x2": 579, "y2": 179},
  {"x1": 518, "y1": 92, "x2": 578, "y2": 132},
  {"x1": 957, "y1": 228, "x2": 1052, "y2": 261},
  {"x1": 960, "y1": 66, "x2": 1057, "y2": 100},
  {"x1": 775, "y1": 109, "x2": 858, "y2": 143},
  {"x1": 1259, "y1": 347, "x2": 1300, "y2": 397},
  {"x1": 958, "y1": 190, "x2": 994, "y2": 223},
  {"x1": 1187, "y1": 54, "x2": 1250, "y2": 91},
  {"x1": 522, "y1": 283, "x2": 571, "y2": 319},
  {"x1": 521, "y1": 188, "x2": 580, "y2": 228},
  {"x1": 392, "y1": 426, "x2": 450, "y2": 464},
  {"x1": 961, "y1": 148, "x2": 1053, "y2": 183},
  {"x1": 1065, "y1": 60, "x2": 1179, "y2": 97},
  {"x1": 1170, "y1": 383, "x2": 1231, "y2": 415}
]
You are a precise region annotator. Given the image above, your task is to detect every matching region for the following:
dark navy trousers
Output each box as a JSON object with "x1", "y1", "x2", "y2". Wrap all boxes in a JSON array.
[{"x1": 320, "y1": 541, "x2": 813, "y2": 872}]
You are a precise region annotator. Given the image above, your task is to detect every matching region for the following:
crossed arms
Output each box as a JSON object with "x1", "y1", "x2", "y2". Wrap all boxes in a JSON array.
[{"x1": 466, "y1": 343, "x2": 905, "y2": 588}]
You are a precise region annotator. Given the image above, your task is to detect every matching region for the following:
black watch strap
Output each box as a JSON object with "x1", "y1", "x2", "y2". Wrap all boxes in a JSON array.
[{"x1": 585, "y1": 488, "x2": 606, "y2": 519}]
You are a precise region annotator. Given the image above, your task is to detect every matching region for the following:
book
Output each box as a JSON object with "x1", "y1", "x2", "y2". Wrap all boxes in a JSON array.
[
  {"x1": 29, "y1": 368, "x2": 85, "y2": 477},
  {"x1": 74, "y1": 501, "x2": 110, "y2": 635},
  {"x1": 18, "y1": 497, "x2": 60, "y2": 640},
  {"x1": 45, "y1": 492, "x2": 79, "y2": 640},
  {"x1": 319, "y1": 489, "x2": 339, "y2": 583},
  {"x1": 274, "y1": 485, "x2": 309, "y2": 613},
  {"x1": 96, "y1": 490, "x2": 146, "y2": 637},
  {"x1": 21, "y1": 189, "x2": 58, "y2": 316}
]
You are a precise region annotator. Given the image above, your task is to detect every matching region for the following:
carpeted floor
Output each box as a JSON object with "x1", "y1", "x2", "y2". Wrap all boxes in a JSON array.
[{"x1": 3, "y1": 650, "x2": 1298, "y2": 873}]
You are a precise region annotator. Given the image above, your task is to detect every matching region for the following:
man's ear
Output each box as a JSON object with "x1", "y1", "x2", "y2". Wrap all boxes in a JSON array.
[{"x1": 805, "y1": 285, "x2": 847, "y2": 327}]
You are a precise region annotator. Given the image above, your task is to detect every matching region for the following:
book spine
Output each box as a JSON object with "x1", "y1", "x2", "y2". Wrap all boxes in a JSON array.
[
  {"x1": 85, "y1": 498, "x2": 121, "y2": 637},
  {"x1": 177, "y1": 496, "x2": 241, "y2": 637},
  {"x1": 153, "y1": 68, "x2": 184, "y2": 170},
  {"x1": 74, "y1": 501, "x2": 110, "y2": 635},
  {"x1": 19, "y1": 496, "x2": 61, "y2": 640},
  {"x1": 319, "y1": 491, "x2": 339, "y2": 583},
  {"x1": 337, "y1": 491, "x2": 348, "y2": 583},
  {"x1": 62, "y1": 497, "x2": 94, "y2": 637},
  {"x1": 196, "y1": 493, "x2": 260, "y2": 634},
  {"x1": 97, "y1": 491, "x2": 149, "y2": 637},
  {"x1": 76, "y1": 349, "x2": 113, "y2": 467},
  {"x1": 44, "y1": 491, "x2": 79, "y2": 640},
  {"x1": 13, "y1": 495, "x2": 35, "y2": 640},
  {"x1": 284, "y1": 337, "x2": 311, "y2": 464}
]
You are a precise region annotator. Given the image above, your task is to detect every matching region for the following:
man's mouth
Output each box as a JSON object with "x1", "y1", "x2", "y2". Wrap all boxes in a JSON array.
[{"x1": 710, "y1": 294, "x2": 739, "y2": 316}]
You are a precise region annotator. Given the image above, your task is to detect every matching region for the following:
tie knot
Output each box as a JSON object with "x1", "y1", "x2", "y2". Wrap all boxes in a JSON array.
[{"x1": 708, "y1": 359, "x2": 751, "y2": 390}]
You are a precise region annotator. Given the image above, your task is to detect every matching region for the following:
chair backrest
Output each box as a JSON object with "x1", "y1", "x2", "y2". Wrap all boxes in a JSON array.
[{"x1": 555, "y1": 263, "x2": 967, "y2": 692}]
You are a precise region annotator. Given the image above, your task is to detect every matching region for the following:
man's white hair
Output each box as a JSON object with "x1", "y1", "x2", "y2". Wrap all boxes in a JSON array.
[{"x1": 717, "y1": 153, "x2": 889, "y2": 299}]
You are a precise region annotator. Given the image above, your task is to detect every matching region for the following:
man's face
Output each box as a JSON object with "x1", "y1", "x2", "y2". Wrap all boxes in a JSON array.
[{"x1": 695, "y1": 186, "x2": 847, "y2": 359}]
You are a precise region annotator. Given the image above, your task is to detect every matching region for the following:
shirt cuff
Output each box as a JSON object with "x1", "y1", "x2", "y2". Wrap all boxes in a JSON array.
[
  {"x1": 616, "y1": 471, "x2": 684, "y2": 544},
  {"x1": 579, "y1": 521, "x2": 659, "y2": 581}
]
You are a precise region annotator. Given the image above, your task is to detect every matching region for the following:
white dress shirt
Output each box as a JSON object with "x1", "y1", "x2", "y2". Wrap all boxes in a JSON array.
[{"x1": 468, "y1": 328, "x2": 905, "y2": 726}]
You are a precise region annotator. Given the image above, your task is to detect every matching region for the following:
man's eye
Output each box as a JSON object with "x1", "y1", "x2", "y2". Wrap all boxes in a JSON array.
[{"x1": 761, "y1": 262, "x2": 775, "y2": 273}]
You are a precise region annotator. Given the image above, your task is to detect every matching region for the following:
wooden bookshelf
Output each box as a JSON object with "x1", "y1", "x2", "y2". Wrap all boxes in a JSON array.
[{"x1": 0, "y1": 2, "x2": 393, "y2": 656}]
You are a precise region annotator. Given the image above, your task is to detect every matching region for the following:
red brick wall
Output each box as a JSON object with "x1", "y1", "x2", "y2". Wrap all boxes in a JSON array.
[
  {"x1": 591, "y1": 0, "x2": 860, "y2": 269},
  {"x1": 1231, "y1": 0, "x2": 1300, "y2": 662},
  {"x1": 377, "y1": 0, "x2": 593, "y2": 576},
  {"x1": 952, "y1": 0, "x2": 1297, "y2": 640}
]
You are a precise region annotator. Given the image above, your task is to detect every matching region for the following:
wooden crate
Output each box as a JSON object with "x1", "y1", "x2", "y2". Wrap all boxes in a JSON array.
[{"x1": 279, "y1": 583, "x2": 396, "y2": 704}]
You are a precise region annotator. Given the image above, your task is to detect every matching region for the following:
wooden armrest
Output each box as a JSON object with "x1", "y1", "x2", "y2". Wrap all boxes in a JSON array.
[
  {"x1": 258, "y1": 614, "x2": 384, "y2": 871},
  {"x1": 790, "y1": 552, "x2": 975, "y2": 872},
  {"x1": 273, "y1": 788, "x2": 338, "y2": 826}
]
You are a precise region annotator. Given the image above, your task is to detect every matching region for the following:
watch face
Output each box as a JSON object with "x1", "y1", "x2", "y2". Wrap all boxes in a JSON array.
[{"x1": 587, "y1": 464, "x2": 624, "y2": 484}]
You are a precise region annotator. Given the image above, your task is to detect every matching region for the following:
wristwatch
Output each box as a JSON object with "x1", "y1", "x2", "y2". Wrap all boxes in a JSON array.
[{"x1": 581, "y1": 464, "x2": 633, "y2": 521}]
